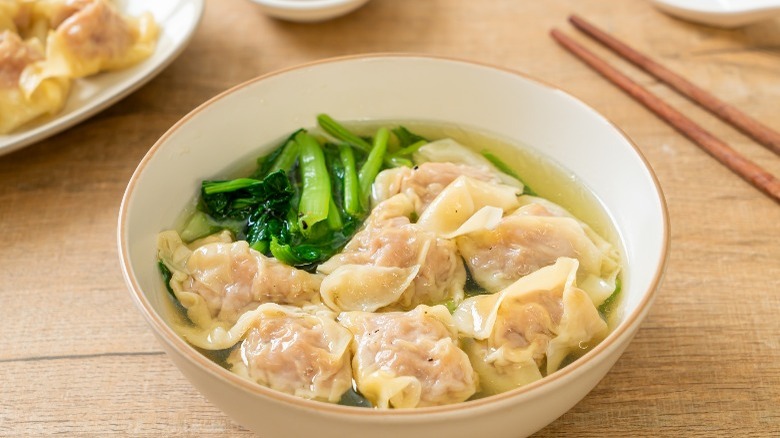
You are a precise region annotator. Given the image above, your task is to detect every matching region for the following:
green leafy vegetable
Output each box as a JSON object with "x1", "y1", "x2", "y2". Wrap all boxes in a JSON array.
[
  {"x1": 598, "y1": 277, "x2": 622, "y2": 319},
  {"x1": 338, "y1": 387, "x2": 373, "y2": 408},
  {"x1": 187, "y1": 116, "x2": 429, "y2": 268},
  {"x1": 358, "y1": 127, "x2": 389, "y2": 210},
  {"x1": 317, "y1": 113, "x2": 372, "y2": 152},
  {"x1": 392, "y1": 126, "x2": 428, "y2": 149},
  {"x1": 481, "y1": 150, "x2": 537, "y2": 196},
  {"x1": 338, "y1": 144, "x2": 363, "y2": 217},
  {"x1": 158, "y1": 261, "x2": 175, "y2": 297},
  {"x1": 296, "y1": 131, "x2": 333, "y2": 236}
]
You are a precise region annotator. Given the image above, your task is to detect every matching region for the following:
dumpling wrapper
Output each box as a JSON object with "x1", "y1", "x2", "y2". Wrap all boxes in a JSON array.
[
  {"x1": 157, "y1": 230, "x2": 323, "y2": 349},
  {"x1": 320, "y1": 264, "x2": 420, "y2": 312},
  {"x1": 318, "y1": 194, "x2": 466, "y2": 312},
  {"x1": 226, "y1": 303, "x2": 354, "y2": 403},
  {"x1": 20, "y1": 0, "x2": 158, "y2": 95},
  {"x1": 412, "y1": 138, "x2": 524, "y2": 188},
  {"x1": 416, "y1": 175, "x2": 520, "y2": 237},
  {"x1": 339, "y1": 305, "x2": 478, "y2": 408},
  {"x1": 453, "y1": 257, "x2": 607, "y2": 395},
  {"x1": 456, "y1": 195, "x2": 620, "y2": 306},
  {"x1": 0, "y1": 30, "x2": 70, "y2": 134}
]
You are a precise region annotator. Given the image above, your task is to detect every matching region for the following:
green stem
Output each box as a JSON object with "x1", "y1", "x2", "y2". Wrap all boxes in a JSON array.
[
  {"x1": 295, "y1": 131, "x2": 332, "y2": 236},
  {"x1": 202, "y1": 178, "x2": 261, "y2": 195},
  {"x1": 358, "y1": 127, "x2": 389, "y2": 209},
  {"x1": 317, "y1": 114, "x2": 372, "y2": 152},
  {"x1": 338, "y1": 144, "x2": 363, "y2": 217},
  {"x1": 390, "y1": 139, "x2": 427, "y2": 158},
  {"x1": 268, "y1": 139, "x2": 299, "y2": 173}
]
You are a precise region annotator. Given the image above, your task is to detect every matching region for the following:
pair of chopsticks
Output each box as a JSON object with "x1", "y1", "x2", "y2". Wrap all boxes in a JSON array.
[{"x1": 551, "y1": 15, "x2": 780, "y2": 204}]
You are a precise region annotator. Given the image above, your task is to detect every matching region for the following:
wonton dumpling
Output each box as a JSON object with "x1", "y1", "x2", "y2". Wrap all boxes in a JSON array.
[
  {"x1": 157, "y1": 230, "x2": 323, "y2": 334},
  {"x1": 318, "y1": 194, "x2": 466, "y2": 312},
  {"x1": 456, "y1": 195, "x2": 620, "y2": 305},
  {"x1": 227, "y1": 304, "x2": 353, "y2": 403},
  {"x1": 20, "y1": 0, "x2": 157, "y2": 94},
  {"x1": 372, "y1": 159, "x2": 519, "y2": 214},
  {"x1": 416, "y1": 175, "x2": 521, "y2": 238},
  {"x1": 339, "y1": 305, "x2": 478, "y2": 408},
  {"x1": 453, "y1": 258, "x2": 607, "y2": 396},
  {"x1": 0, "y1": 30, "x2": 69, "y2": 134},
  {"x1": 0, "y1": 1, "x2": 22, "y2": 33},
  {"x1": 413, "y1": 138, "x2": 524, "y2": 188}
]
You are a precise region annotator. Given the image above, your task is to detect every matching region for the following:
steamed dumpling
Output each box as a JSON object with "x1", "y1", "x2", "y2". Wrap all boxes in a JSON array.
[
  {"x1": 412, "y1": 138, "x2": 524, "y2": 188},
  {"x1": 0, "y1": 1, "x2": 22, "y2": 33},
  {"x1": 453, "y1": 258, "x2": 607, "y2": 396},
  {"x1": 415, "y1": 175, "x2": 521, "y2": 238},
  {"x1": 227, "y1": 304, "x2": 353, "y2": 403},
  {"x1": 456, "y1": 195, "x2": 620, "y2": 305},
  {"x1": 318, "y1": 194, "x2": 466, "y2": 312},
  {"x1": 20, "y1": 0, "x2": 158, "y2": 94},
  {"x1": 339, "y1": 305, "x2": 478, "y2": 408},
  {"x1": 0, "y1": 30, "x2": 69, "y2": 134},
  {"x1": 157, "y1": 230, "x2": 323, "y2": 330},
  {"x1": 372, "y1": 142, "x2": 522, "y2": 214}
]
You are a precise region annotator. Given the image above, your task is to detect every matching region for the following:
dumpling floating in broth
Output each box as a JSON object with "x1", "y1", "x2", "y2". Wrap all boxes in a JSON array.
[
  {"x1": 156, "y1": 230, "x2": 323, "y2": 343},
  {"x1": 453, "y1": 257, "x2": 607, "y2": 396},
  {"x1": 339, "y1": 305, "x2": 478, "y2": 408},
  {"x1": 227, "y1": 304, "x2": 354, "y2": 403},
  {"x1": 456, "y1": 195, "x2": 620, "y2": 305},
  {"x1": 318, "y1": 194, "x2": 466, "y2": 312}
]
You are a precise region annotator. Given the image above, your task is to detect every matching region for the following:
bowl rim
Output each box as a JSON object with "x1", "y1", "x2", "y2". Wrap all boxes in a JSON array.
[{"x1": 118, "y1": 52, "x2": 670, "y2": 417}]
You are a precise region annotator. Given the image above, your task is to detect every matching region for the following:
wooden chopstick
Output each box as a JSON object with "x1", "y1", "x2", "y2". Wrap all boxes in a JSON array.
[
  {"x1": 568, "y1": 14, "x2": 780, "y2": 157},
  {"x1": 550, "y1": 28, "x2": 780, "y2": 204}
]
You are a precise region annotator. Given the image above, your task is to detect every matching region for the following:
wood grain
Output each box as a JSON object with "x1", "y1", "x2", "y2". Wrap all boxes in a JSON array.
[
  {"x1": 1, "y1": 0, "x2": 779, "y2": 436},
  {"x1": 550, "y1": 27, "x2": 780, "y2": 203},
  {"x1": 568, "y1": 14, "x2": 780, "y2": 157}
]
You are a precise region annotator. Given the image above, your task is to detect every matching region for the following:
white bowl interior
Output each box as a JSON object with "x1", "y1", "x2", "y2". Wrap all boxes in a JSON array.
[{"x1": 119, "y1": 55, "x2": 668, "y2": 437}]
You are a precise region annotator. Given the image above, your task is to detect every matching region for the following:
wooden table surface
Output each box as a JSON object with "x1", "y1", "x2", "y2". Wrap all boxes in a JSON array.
[{"x1": 2, "y1": 0, "x2": 779, "y2": 436}]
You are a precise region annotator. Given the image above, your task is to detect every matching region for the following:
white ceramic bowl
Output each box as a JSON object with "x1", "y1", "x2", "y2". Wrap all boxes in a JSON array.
[
  {"x1": 648, "y1": 0, "x2": 780, "y2": 27},
  {"x1": 248, "y1": 0, "x2": 371, "y2": 22},
  {"x1": 118, "y1": 55, "x2": 669, "y2": 438}
]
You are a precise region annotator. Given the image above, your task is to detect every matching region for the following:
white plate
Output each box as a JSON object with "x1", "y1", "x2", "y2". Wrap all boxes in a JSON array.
[
  {"x1": 649, "y1": 0, "x2": 780, "y2": 27},
  {"x1": 0, "y1": 0, "x2": 205, "y2": 156}
]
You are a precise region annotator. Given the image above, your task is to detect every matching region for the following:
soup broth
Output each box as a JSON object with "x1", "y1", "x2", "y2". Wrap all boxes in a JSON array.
[{"x1": 157, "y1": 118, "x2": 624, "y2": 408}]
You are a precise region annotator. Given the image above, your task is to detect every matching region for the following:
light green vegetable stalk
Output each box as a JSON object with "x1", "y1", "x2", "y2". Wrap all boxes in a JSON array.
[
  {"x1": 338, "y1": 143, "x2": 363, "y2": 217},
  {"x1": 295, "y1": 131, "x2": 332, "y2": 236},
  {"x1": 358, "y1": 127, "x2": 389, "y2": 210},
  {"x1": 317, "y1": 113, "x2": 372, "y2": 152}
]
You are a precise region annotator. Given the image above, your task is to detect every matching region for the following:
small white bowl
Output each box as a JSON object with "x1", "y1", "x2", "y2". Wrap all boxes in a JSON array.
[
  {"x1": 649, "y1": 0, "x2": 780, "y2": 27},
  {"x1": 248, "y1": 0, "x2": 371, "y2": 22},
  {"x1": 118, "y1": 54, "x2": 669, "y2": 438}
]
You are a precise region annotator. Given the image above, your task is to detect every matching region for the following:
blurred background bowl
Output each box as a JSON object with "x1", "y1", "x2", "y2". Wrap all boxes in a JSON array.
[
  {"x1": 118, "y1": 54, "x2": 669, "y2": 438},
  {"x1": 248, "y1": 0, "x2": 371, "y2": 22}
]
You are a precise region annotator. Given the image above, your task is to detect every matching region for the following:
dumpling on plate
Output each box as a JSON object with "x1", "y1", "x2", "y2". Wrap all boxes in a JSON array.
[
  {"x1": 0, "y1": 0, "x2": 23, "y2": 33},
  {"x1": 227, "y1": 304, "x2": 354, "y2": 403},
  {"x1": 0, "y1": 30, "x2": 69, "y2": 134},
  {"x1": 20, "y1": 0, "x2": 158, "y2": 94},
  {"x1": 453, "y1": 257, "x2": 607, "y2": 396},
  {"x1": 339, "y1": 305, "x2": 478, "y2": 408}
]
